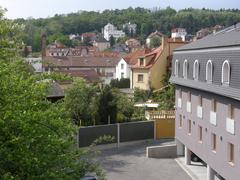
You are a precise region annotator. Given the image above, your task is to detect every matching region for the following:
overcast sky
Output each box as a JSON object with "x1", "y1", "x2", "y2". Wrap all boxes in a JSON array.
[{"x1": 1, "y1": 0, "x2": 240, "y2": 19}]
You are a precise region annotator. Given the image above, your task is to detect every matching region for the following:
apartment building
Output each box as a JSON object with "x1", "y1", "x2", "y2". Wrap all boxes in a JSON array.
[{"x1": 170, "y1": 23, "x2": 240, "y2": 180}]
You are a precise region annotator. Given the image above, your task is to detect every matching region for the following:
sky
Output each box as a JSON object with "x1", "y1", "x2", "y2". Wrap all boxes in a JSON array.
[{"x1": 0, "y1": 0, "x2": 240, "y2": 19}]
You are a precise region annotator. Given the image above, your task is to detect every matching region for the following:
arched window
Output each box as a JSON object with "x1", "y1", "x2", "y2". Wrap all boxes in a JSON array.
[
  {"x1": 183, "y1": 59, "x2": 188, "y2": 79},
  {"x1": 206, "y1": 60, "x2": 213, "y2": 83},
  {"x1": 222, "y1": 60, "x2": 230, "y2": 85},
  {"x1": 193, "y1": 60, "x2": 199, "y2": 80},
  {"x1": 174, "y1": 59, "x2": 179, "y2": 77}
]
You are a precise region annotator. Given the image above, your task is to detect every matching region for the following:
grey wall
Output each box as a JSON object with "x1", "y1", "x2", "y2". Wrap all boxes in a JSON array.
[
  {"x1": 120, "y1": 121, "x2": 154, "y2": 142},
  {"x1": 79, "y1": 121, "x2": 154, "y2": 147},
  {"x1": 79, "y1": 124, "x2": 117, "y2": 147},
  {"x1": 175, "y1": 85, "x2": 240, "y2": 180}
]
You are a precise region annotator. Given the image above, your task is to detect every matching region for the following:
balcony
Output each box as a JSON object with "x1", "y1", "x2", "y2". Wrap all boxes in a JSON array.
[
  {"x1": 197, "y1": 106, "x2": 203, "y2": 119},
  {"x1": 186, "y1": 101, "x2": 191, "y2": 113},
  {"x1": 226, "y1": 118, "x2": 235, "y2": 135},
  {"x1": 178, "y1": 98, "x2": 182, "y2": 108},
  {"x1": 210, "y1": 111, "x2": 217, "y2": 126}
]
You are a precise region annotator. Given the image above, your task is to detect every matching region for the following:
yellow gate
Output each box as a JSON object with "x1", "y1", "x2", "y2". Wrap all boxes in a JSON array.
[{"x1": 149, "y1": 111, "x2": 175, "y2": 139}]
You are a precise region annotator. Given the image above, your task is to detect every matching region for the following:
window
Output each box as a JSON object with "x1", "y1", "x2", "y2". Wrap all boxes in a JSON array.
[
  {"x1": 138, "y1": 74, "x2": 144, "y2": 82},
  {"x1": 222, "y1": 60, "x2": 230, "y2": 85},
  {"x1": 212, "y1": 133, "x2": 217, "y2": 151},
  {"x1": 188, "y1": 120, "x2": 191, "y2": 134},
  {"x1": 199, "y1": 95, "x2": 203, "y2": 106},
  {"x1": 121, "y1": 63, "x2": 124, "y2": 69},
  {"x1": 212, "y1": 99, "x2": 217, "y2": 112},
  {"x1": 199, "y1": 126, "x2": 203, "y2": 142},
  {"x1": 179, "y1": 115, "x2": 182, "y2": 128},
  {"x1": 193, "y1": 60, "x2": 199, "y2": 80},
  {"x1": 121, "y1": 72, "x2": 124, "y2": 78},
  {"x1": 206, "y1": 60, "x2": 213, "y2": 83},
  {"x1": 187, "y1": 92, "x2": 191, "y2": 102},
  {"x1": 139, "y1": 57, "x2": 144, "y2": 66},
  {"x1": 174, "y1": 59, "x2": 179, "y2": 77},
  {"x1": 183, "y1": 59, "x2": 188, "y2": 79},
  {"x1": 228, "y1": 104, "x2": 235, "y2": 119},
  {"x1": 179, "y1": 89, "x2": 182, "y2": 99},
  {"x1": 228, "y1": 143, "x2": 235, "y2": 164}
]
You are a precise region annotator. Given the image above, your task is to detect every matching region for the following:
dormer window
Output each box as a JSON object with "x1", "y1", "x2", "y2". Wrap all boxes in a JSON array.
[
  {"x1": 206, "y1": 60, "x2": 213, "y2": 83},
  {"x1": 183, "y1": 59, "x2": 188, "y2": 79},
  {"x1": 139, "y1": 57, "x2": 144, "y2": 66},
  {"x1": 174, "y1": 59, "x2": 179, "y2": 77},
  {"x1": 222, "y1": 60, "x2": 230, "y2": 85},
  {"x1": 193, "y1": 60, "x2": 199, "y2": 80}
]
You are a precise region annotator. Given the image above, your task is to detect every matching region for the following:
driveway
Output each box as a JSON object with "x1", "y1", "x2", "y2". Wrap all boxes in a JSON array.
[{"x1": 96, "y1": 140, "x2": 191, "y2": 180}]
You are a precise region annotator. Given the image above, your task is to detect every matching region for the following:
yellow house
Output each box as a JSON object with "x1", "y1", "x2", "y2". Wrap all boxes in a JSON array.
[{"x1": 131, "y1": 37, "x2": 187, "y2": 90}]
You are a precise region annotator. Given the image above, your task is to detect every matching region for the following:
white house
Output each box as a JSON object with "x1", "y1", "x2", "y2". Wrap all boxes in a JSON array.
[
  {"x1": 115, "y1": 58, "x2": 131, "y2": 80},
  {"x1": 171, "y1": 28, "x2": 187, "y2": 41},
  {"x1": 103, "y1": 23, "x2": 125, "y2": 41}
]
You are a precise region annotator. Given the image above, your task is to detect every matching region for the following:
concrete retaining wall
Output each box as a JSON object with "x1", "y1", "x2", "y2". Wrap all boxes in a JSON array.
[{"x1": 147, "y1": 144, "x2": 177, "y2": 158}]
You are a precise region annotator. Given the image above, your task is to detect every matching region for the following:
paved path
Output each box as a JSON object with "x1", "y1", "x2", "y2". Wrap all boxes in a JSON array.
[{"x1": 96, "y1": 140, "x2": 192, "y2": 180}]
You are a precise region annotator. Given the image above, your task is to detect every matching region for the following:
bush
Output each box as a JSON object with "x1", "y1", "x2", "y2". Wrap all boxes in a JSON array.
[{"x1": 110, "y1": 78, "x2": 130, "y2": 88}]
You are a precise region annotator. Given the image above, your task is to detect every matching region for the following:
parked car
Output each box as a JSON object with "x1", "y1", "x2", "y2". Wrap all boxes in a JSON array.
[{"x1": 190, "y1": 152, "x2": 202, "y2": 162}]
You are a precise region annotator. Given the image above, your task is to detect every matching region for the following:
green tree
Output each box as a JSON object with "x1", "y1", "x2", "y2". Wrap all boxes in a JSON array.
[
  {"x1": 109, "y1": 35, "x2": 115, "y2": 47},
  {"x1": 150, "y1": 36, "x2": 161, "y2": 48},
  {"x1": 64, "y1": 79, "x2": 98, "y2": 126},
  {"x1": 0, "y1": 11, "x2": 104, "y2": 179}
]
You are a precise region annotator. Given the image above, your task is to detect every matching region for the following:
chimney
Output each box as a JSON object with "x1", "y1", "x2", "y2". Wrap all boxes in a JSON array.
[{"x1": 41, "y1": 34, "x2": 47, "y2": 59}]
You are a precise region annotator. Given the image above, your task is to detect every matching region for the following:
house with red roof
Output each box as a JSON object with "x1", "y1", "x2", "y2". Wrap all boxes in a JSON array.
[{"x1": 131, "y1": 37, "x2": 187, "y2": 90}]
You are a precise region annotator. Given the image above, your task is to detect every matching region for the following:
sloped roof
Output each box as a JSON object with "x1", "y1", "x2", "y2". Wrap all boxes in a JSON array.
[
  {"x1": 148, "y1": 31, "x2": 164, "y2": 38},
  {"x1": 176, "y1": 23, "x2": 240, "y2": 51},
  {"x1": 56, "y1": 69, "x2": 100, "y2": 82},
  {"x1": 123, "y1": 48, "x2": 151, "y2": 65},
  {"x1": 47, "y1": 81, "x2": 64, "y2": 98},
  {"x1": 43, "y1": 56, "x2": 120, "y2": 68}
]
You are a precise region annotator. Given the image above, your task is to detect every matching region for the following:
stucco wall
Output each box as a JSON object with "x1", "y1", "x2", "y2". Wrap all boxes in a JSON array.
[
  {"x1": 175, "y1": 85, "x2": 240, "y2": 180},
  {"x1": 132, "y1": 69, "x2": 150, "y2": 90},
  {"x1": 116, "y1": 58, "x2": 130, "y2": 79}
]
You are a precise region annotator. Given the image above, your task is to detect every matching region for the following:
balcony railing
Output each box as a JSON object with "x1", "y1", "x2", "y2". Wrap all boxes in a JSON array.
[
  {"x1": 226, "y1": 118, "x2": 235, "y2": 135},
  {"x1": 197, "y1": 106, "x2": 203, "y2": 119},
  {"x1": 210, "y1": 111, "x2": 217, "y2": 126},
  {"x1": 178, "y1": 98, "x2": 182, "y2": 108},
  {"x1": 187, "y1": 101, "x2": 191, "y2": 113}
]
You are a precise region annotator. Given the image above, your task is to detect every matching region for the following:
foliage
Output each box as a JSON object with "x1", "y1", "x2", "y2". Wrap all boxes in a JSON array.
[
  {"x1": 109, "y1": 35, "x2": 115, "y2": 47},
  {"x1": 110, "y1": 78, "x2": 130, "y2": 88},
  {"x1": 15, "y1": 7, "x2": 240, "y2": 52},
  {"x1": 152, "y1": 74, "x2": 175, "y2": 110},
  {"x1": 0, "y1": 10, "x2": 105, "y2": 178},
  {"x1": 133, "y1": 88, "x2": 151, "y2": 103},
  {"x1": 64, "y1": 79, "x2": 99, "y2": 126},
  {"x1": 150, "y1": 36, "x2": 161, "y2": 48},
  {"x1": 111, "y1": 89, "x2": 134, "y2": 123},
  {"x1": 36, "y1": 71, "x2": 73, "y2": 83}
]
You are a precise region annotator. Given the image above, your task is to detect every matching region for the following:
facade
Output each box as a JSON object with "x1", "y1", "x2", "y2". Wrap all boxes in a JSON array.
[
  {"x1": 92, "y1": 37, "x2": 110, "y2": 52},
  {"x1": 170, "y1": 23, "x2": 240, "y2": 180},
  {"x1": 125, "y1": 38, "x2": 141, "y2": 52},
  {"x1": 103, "y1": 23, "x2": 125, "y2": 41},
  {"x1": 115, "y1": 58, "x2": 130, "y2": 80},
  {"x1": 131, "y1": 37, "x2": 187, "y2": 90},
  {"x1": 122, "y1": 22, "x2": 137, "y2": 35},
  {"x1": 171, "y1": 28, "x2": 187, "y2": 42}
]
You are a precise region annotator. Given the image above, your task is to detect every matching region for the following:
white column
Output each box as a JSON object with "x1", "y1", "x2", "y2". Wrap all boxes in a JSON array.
[
  {"x1": 185, "y1": 146, "x2": 191, "y2": 165},
  {"x1": 176, "y1": 139, "x2": 184, "y2": 156},
  {"x1": 207, "y1": 165, "x2": 215, "y2": 180}
]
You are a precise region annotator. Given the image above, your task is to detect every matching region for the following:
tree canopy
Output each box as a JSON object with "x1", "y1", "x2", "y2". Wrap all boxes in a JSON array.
[{"x1": 14, "y1": 7, "x2": 240, "y2": 52}]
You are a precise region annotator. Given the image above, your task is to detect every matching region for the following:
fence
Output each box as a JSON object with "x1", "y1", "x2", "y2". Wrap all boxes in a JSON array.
[
  {"x1": 78, "y1": 121, "x2": 154, "y2": 147},
  {"x1": 149, "y1": 110, "x2": 175, "y2": 139}
]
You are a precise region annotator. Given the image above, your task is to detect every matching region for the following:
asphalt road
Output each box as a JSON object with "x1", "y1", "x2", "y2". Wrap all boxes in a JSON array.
[{"x1": 96, "y1": 140, "x2": 192, "y2": 180}]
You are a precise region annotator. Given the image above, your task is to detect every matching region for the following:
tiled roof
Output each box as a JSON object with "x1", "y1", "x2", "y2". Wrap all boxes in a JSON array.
[
  {"x1": 56, "y1": 69, "x2": 100, "y2": 82},
  {"x1": 43, "y1": 56, "x2": 120, "y2": 68},
  {"x1": 123, "y1": 48, "x2": 151, "y2": 65},
  {"x1": 176, "y1": 23, "x2": 240, "y2": 51},
  {"x1": 148, "y1": 31, "x2": 164, "y2": 38}
]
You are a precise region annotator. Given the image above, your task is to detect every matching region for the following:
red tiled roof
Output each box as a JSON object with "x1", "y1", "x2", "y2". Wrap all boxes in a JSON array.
[
  {"x1": 123, "y1": 48, "x2": 151, "y2": 65},
  {"x1": 43, "y1": 56, "x2": 120, "y2": 68},
  {"x1": 81, "y1": 32, "x2": 97, "y2": 38},
  {"x1": 56, "y1": 69, "x2": 100, "y2": 82}
]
